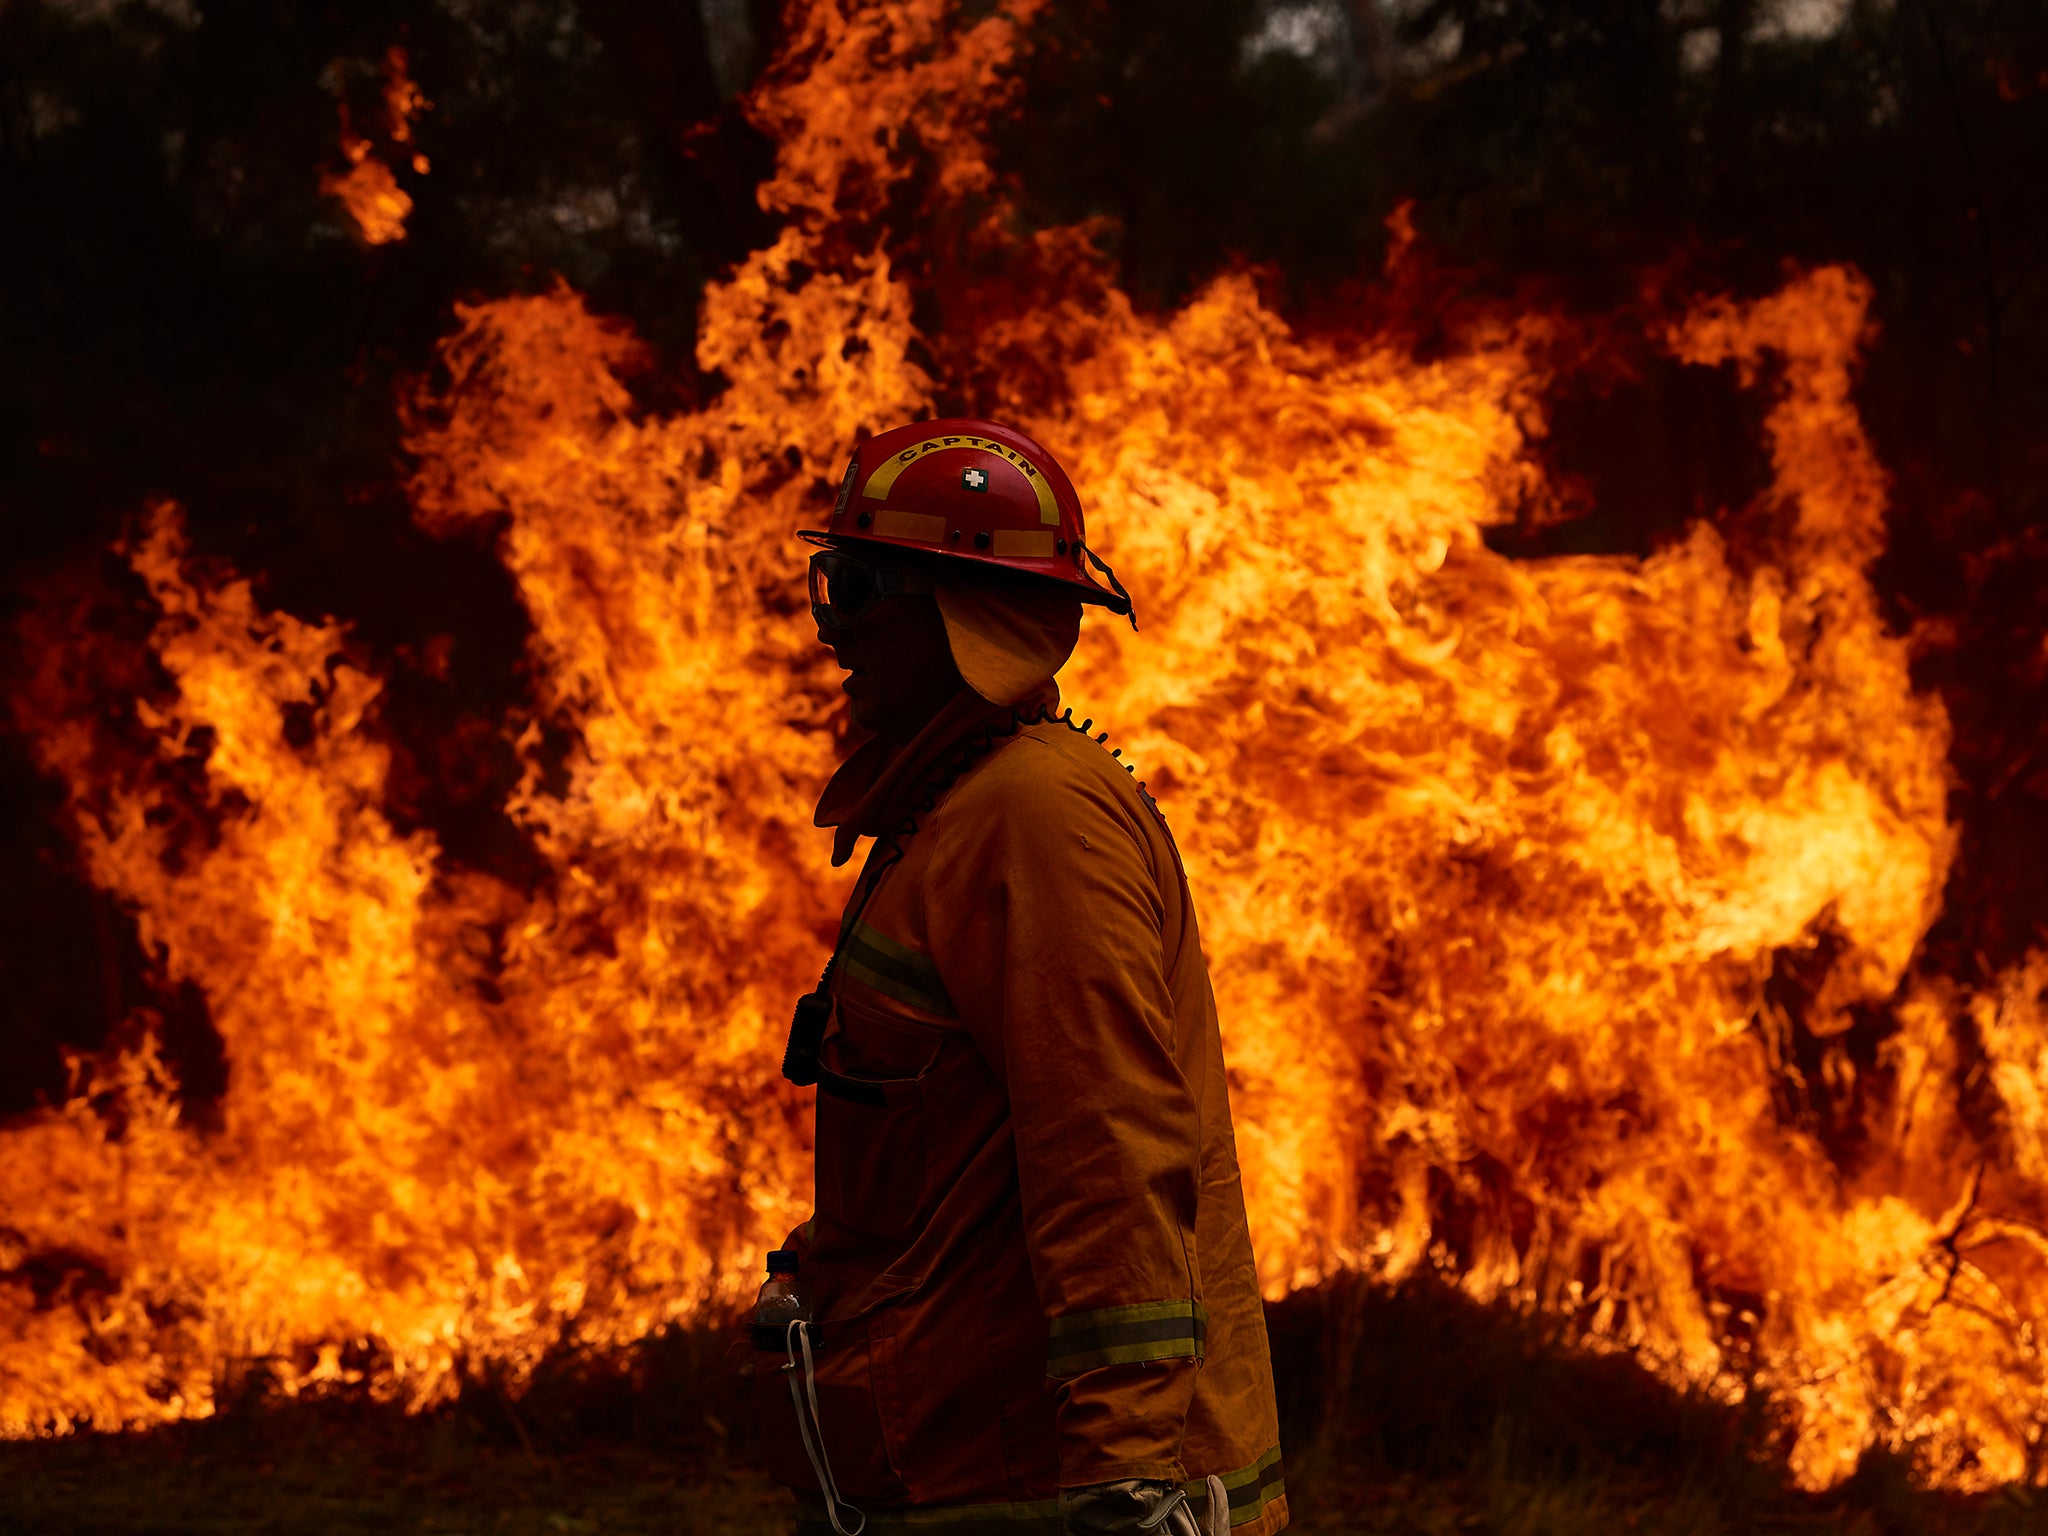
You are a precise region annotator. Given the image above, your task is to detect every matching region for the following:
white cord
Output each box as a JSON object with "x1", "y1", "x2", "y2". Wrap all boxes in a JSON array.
[{"x1": 784, "y1": 1319, "x2": 867, "y2": 1536}]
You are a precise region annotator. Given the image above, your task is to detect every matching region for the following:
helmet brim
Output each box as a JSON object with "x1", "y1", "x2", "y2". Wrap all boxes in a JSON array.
[{"x1": 795, "y1": 530, "x2": 1133, "y2": 617}]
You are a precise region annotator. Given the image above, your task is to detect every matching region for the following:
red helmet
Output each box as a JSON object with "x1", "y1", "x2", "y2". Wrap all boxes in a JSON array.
[{"x1": 798, "y1": 418, "x2": 1134, "y2": 619}]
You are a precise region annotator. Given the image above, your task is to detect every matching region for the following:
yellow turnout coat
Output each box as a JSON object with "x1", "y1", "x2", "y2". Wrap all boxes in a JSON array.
[{"x1": 759, "y1": 683, "x2": 1287, "y2": 1536}]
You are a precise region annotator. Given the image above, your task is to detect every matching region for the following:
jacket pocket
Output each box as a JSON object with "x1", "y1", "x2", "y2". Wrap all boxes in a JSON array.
[
  {"x1": 813, "y1": 994, "x2": 945, "y2": 1239},
  {"x1": 754, "y1": 1318, "x2": 909, "y2": 1502},
  {"x1": 814, "y1": 1072, "x2": 927, "y2": 1238}
]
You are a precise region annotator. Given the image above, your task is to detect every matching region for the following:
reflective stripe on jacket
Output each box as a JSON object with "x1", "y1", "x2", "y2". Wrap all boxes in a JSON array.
[{"x1": 757, "y1": 696, "x2": 1286, "y2": 1534}]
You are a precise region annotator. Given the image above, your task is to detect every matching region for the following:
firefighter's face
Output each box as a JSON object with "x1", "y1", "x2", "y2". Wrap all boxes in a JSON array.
[{"x1": 817, "y1": 569, "x2": 963, "y2": 743}]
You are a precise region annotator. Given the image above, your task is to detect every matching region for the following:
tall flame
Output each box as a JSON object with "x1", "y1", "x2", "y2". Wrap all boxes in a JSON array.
[{"x1": 5, "y1": 0, "x2": 2043, "y2": 1493}]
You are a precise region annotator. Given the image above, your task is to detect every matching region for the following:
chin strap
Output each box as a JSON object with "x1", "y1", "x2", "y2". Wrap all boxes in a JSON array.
[{"x1": 1081, "y1": 545, "x2": 1139, "y2": 631}]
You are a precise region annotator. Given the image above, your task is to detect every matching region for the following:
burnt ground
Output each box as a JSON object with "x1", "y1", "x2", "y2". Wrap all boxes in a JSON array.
[{"x1": 0, "y1": 1279, "x2": 2037, "y2": 1536}]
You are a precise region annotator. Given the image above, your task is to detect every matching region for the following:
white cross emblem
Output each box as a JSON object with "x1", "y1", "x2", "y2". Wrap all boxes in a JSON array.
[{"x1": 962, "y1": 467, "x2": 989, "y2": 491}]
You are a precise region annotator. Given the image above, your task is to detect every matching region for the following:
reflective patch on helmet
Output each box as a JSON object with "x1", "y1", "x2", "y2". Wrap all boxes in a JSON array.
[
  {"x1": 961, "y1": 466, "x2": 989, "y2": 492},
  {"x1": 862, "y1": 434, "x2": 1062, "y2": 526},
  {"x1": 832, "y1": 454, "x2": 859, "y2": 520},
  {"x1": 991, "y1": 529, "x2": 1057, "y2": 558},
  {"x1": 873, "y1": 509, "x2": 945, "y2": 542}
]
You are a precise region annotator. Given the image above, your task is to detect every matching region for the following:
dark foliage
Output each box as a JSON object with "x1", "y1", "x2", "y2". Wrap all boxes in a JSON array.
[{"x1": 1268, "y1": 1276, "x2": 2043, "y2": 1532}]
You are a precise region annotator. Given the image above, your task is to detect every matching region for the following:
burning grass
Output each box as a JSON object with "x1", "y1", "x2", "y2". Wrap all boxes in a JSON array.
[{"x1": 1, "y1": 1286, "x2": 2037, "y2": 1536}]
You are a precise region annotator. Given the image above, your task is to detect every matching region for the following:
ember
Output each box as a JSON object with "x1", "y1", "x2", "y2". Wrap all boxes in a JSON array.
[
  {"x1": 3, "y1": 0, "x2": 2044, "y2": 1503},
  {"x1": 320, "y1": 47, "x2": 428, "y2": 245}
]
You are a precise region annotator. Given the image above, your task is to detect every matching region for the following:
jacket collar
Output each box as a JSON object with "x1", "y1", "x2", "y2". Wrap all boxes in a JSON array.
[{"x1": 814, "y1": 681, "x2": 1061, "y2": 867}]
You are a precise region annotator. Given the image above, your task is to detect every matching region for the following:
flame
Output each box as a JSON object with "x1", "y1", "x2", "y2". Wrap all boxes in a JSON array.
[
  {"x1": 319, "y1": 47, "x2": 428, "y2": 244},
  {"x1": 7, "y1": 0, "x2": 2046, "y2": 1494},
  {"x1": 320, "y1": 131, "x2": 411, "y2": 246}
]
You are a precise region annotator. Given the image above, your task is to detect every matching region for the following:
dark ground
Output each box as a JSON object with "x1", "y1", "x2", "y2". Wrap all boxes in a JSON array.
[{"x1": 2, "y1": 1280, "x2": 2038, "y2": 1536}]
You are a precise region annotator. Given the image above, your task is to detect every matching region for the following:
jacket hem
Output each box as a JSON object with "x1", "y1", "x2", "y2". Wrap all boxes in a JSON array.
[{"x1": 1054, "y1": 1458, "x2": 1186, "y2": 1487}]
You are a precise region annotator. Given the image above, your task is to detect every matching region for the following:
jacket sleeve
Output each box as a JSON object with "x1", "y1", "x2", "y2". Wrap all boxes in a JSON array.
[{"x1": 923, "y1": 742, "x2": 1203, "y2": 1487}]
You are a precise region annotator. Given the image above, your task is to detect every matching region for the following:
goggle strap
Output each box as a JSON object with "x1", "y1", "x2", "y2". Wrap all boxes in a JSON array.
[{"x1": 874, "y1": 565, "x2": 935, "y2": 598}]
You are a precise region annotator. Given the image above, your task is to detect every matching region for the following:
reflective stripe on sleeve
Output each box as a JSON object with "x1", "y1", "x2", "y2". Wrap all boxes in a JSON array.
[
  {"x1": 1185, "y1": 1443, "x2": 1286, "y2": 1529},
  {"x1": 1044, "y1": 1299, "x2": 1207, "y2": 1377},
  {"x1": 842, "y1": 922, "x2": 956, "y2": 1017}
]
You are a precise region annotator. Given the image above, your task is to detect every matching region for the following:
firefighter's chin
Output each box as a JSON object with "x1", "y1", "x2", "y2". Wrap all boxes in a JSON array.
[
  {"x1": 839, "y1": 671, "x2": 913, "y2": 741},
  {"x1": 825, "y1": 596, "x2": 963, "y2": 742},
  {"x1": 841, "y1": 669, "x2": 886, "y2": 734},
  {"x1": 843, "y1": 666, "x2": 946, "y2": 743}
]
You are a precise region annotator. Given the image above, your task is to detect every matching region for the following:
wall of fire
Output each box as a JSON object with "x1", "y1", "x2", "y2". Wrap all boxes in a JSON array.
[{"x1": 2, "y1": 0, "x2": 2046, "y2": 1493}]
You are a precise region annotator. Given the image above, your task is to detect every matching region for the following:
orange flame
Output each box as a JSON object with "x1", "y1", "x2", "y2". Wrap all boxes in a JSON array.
[
  {"x1": 319, "y1": 47, "x2": 428, "y2": 244},
  {"x1": 6, "y1": 0, "x2": 2045, "y2": 1494}
]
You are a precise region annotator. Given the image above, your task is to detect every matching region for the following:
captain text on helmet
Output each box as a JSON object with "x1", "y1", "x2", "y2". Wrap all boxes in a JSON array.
[{"x1": 756, "y1": 420, "x2": 1287, "y2": 1536}]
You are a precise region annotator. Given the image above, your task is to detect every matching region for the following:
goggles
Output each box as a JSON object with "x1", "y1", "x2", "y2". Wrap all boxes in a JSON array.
[{"x1": 808, "y1": 550, "x2": 936, "y2": 631}]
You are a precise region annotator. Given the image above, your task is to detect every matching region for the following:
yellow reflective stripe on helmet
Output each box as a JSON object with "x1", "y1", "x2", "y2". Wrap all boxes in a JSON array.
[
  {"x1": 862, "y1": 434, "x2": 1061, "y2": 525},
  {"x1": 873, "y1": 508, "x2": 945, "y2": 542},
  {"x1": 1045, "y1": 1298, "x2": 1207, "y2": 1377},
  {"x1": 991, "y1": 529, "x2": 1057, "y2": 558}
]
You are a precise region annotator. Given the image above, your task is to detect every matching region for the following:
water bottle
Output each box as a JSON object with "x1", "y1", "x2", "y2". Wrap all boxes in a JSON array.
[{"x1": 754, "y1": 1248, "x2": 811, "y2": 1338}]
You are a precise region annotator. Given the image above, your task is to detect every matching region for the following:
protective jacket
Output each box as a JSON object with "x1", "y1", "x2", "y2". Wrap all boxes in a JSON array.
[{"x1": 757, "y1": 682, "x2": 1287, "y2": 1536}]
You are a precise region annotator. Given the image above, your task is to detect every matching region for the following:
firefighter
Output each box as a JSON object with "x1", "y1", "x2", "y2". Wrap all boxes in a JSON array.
[{"x1": 760, "y1": 419, "x2": 1286, "y2": 1536}]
